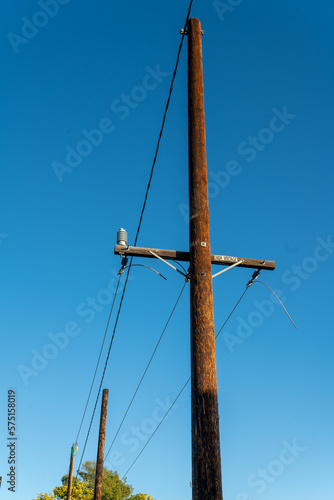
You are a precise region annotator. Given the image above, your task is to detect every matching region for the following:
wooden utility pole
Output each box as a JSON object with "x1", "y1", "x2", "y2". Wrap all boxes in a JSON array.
[
  {"x1": 114, "y1": 16, "x2": 276, "y2": 500},
  {"x1": 66, "y1": 443, "x2": 77, "y2": 500},
  {"x1": 187, "y1": 17, "x2": 223, "y2": 500},
  {"x1": 94, "y1": 389, "x2": 109, "y2": 500}
]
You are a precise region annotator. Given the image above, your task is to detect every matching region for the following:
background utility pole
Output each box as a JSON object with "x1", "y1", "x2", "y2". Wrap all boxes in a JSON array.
[
  {"x1": 188, "y1": 17, "x2": 223, "y2": 500},
  {"x1": 94, "y1": 388, "x2": 109, "y2": 500},
  {"x1": 66, "y1": 443, "x2": 77, "y2": 500}
]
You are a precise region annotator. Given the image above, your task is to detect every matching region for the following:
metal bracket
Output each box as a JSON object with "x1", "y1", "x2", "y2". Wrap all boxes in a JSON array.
[
  {"x1": 246, "y1": 269, "x2": 261, "y2": 287},
  {"x1": 181, "y1": 28, "x2": 204, "y2": 35},
  {"x1": 149, "y1": 250, "x2": 189, "y2": 280},
  {"x1": 212, "y1": 260, "x2": 244, "y2": 279}
]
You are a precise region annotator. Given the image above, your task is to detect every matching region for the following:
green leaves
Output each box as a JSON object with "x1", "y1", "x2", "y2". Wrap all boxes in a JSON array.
[{"x1": 32, "y1": 461, "x2": 156, "y2": 500}]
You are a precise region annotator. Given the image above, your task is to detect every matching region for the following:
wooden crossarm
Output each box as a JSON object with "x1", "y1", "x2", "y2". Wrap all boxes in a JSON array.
[{"x1": 114, "y1": 245, "x2": 275, "y2": 271}]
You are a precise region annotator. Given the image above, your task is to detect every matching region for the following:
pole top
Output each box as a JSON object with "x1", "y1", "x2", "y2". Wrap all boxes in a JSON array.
[
  {"x1": 181, "y1": 18, "x2": 204, "y2": 36},
  {"x1": 71, "y1": 443, "x2": 78, "y2": 456}
]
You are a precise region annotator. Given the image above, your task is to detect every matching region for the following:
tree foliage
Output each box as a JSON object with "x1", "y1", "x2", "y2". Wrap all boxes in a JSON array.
[{"x1": 32, "y1": 461, "x2": 156, "y2": 500}]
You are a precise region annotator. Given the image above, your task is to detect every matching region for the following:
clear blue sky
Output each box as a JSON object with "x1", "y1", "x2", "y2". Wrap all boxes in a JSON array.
[{"x1": 1, "y1": 1, "x2": 334, "y2": 499}]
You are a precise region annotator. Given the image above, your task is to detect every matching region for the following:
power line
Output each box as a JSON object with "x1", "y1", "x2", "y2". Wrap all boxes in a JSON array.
[
  {"x1": 75, "y1": 274, "x2": 123, "y2": 476},
  {"x1": 250, "y1": 280, "x2": 297, "y2": 329},
  {"x1": 121, "y1": 377, "x2": 190, "y2": 481},
  {"x1": 215, "y1": 288, "x2": 249, "y2": 339},
  {"x1": 104, "y1": 280, "x2": 187, "y2": 462},
  {"x1": 75, "y1": 274, "x2": 122, "y2": 444},
  {"x1": 123, "y1": 272, "x2": 298, "y2": 477},
  {"x1": 122, "y1": 277, "x2": 252, "y2": 478},
  {"x1": 74, "y1": 0, "x2": 194, "y2": 475},
  {"x1": 131, "y1": 0, "x2": 194, "y2": 249}
]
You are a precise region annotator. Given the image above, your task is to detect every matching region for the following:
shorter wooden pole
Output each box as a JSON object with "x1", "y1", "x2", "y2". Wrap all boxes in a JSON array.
[
  {"x1": 66, "y1": 443, "x2": 77, "y2": 500},
  {"x1": 94, "y1": 389, "x2": 109, "y2": 500}
]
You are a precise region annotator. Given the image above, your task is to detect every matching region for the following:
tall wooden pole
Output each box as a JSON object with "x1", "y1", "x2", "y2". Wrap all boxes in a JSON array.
[
  {"x1": 188, "y1": 17, "x2": 223, "y2": 500},
  {"x1": 94, "y1": 389, "x2": 109, "y2": 500},
  {"x1": 66, "y1": 443, "x2": 77, "y2": 500}
]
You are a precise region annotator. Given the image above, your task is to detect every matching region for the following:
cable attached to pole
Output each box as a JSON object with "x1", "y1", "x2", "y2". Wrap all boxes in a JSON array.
[
  {"x1": 121, "y1": 274, "x2": 253, "y2": 478},
  {"x1": 104, "y1": 281, "x2": 187, "y2": 462},
  {"x1": 75, "y1": 0, "x2": 195, "y2": 477},
  {"x1": 75, "y1": 273, "x2": 123, "y2": 477},
  {"x1": 215, "y1": 287, "x2": 250, "y2": 339},
  {"x1": 121, "y1": 377, "x2": 190, "y2": 481},
  {"x1": 120, "y1": 266, "x2": 298, "y2": 477},
  {"x1": 215, "y1": 269, "x2": 261, "y2": 339},
  {"x1": 131, "y1": 0, "x2": 194, "y2": 251},
  {"x1": 249, "y1": 278, "x2": 297, "y2": 329},
  {"x1": 75, "y1": 274, "x2": 122, "y2": 445}
]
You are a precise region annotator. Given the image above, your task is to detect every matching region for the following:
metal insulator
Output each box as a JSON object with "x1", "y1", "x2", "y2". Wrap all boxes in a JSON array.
[{"x1": 117, "y1": 228, "x2": 127, "y2": 246}]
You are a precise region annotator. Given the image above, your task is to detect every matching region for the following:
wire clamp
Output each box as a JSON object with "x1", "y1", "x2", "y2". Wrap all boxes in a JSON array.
[
  {"x1": 118, "y1": 256, "x2": 129, "y2": 275},
  {"x1": 246, "y1": 269, "x2": 261, "y2": 288}
]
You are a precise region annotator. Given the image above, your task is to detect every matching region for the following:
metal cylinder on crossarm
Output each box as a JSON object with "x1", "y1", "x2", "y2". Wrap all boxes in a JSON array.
[{"x1": 188, "y1": 17, "x2": 223, "y2": 500}]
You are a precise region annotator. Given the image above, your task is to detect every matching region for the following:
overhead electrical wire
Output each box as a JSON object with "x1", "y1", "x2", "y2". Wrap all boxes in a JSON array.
[
  {"x1": 74, "y1": 0, "x2": 195, "y2": 476},
  {"x1": 131, "y1": 0, "x2": 194, "y2": 249},
  {"x1": 215, "y1": 288, "x2": 249, "y2": 339},
  {"x1": 75, "y1": 274, "x2": 122, "y2": 444},
  {"x1": 122, "y1": 277, "x2": 252, "y2": 478},
  {"x1": 121, "y1": 270, "x2": 298, "y2": 477},
  {"x1": 174, "y1": 260, "x2": 189, "y2": 276},
  {"x1": 75, "y1": 274, "x2": 123, "y2": 475},
  {"x1": 121, "y1": 377, "x2": 190, "y2": 481},
  {"x1": 250, "y1": 280, "x2": 297, "y2": 329},
  {"x1": 104, "y1": 280, "x2": 187, "y2": 463}
]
